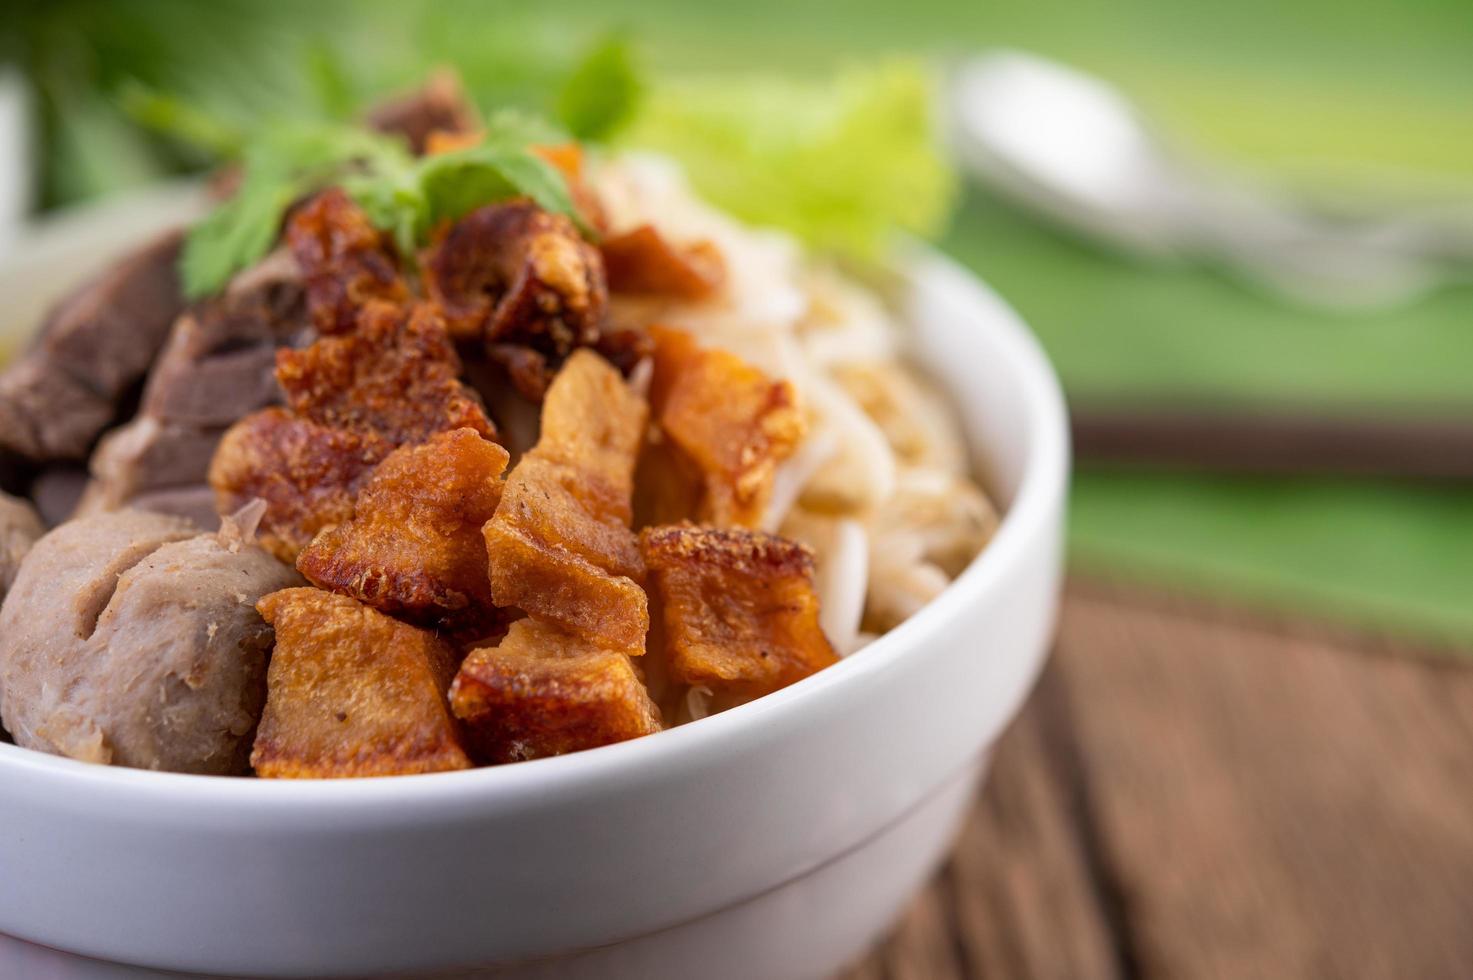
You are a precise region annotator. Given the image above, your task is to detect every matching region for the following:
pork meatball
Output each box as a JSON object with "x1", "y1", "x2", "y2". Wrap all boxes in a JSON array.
[
  {"x1": 0, "y1": 509, "x2": 300, "y2": 774},
  {"x1": 0, "y1": 491, "x2": 43, "y2": 602}
]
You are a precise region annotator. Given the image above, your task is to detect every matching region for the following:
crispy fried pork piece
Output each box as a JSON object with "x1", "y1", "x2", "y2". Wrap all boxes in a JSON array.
[
  {"x1": 0, "y1": 510, "x2": 299, "y2": 774},
  {"x1": 146, "y1": 249, "x2": 312, "y2": 426},
  {"x1": 641, "y1": 524, "x2": 837, "y2": 703},
  {"x1": 0, "y1": 491, "x2": 43, "y2": 601},
  {"x1": 450, "y1": 619, "x2": 661, "y2": 764},
  {"x1": 213, "y1": 301, "x2": 496, "y2": 560},
  {"x1": 251, "y1": 588, "x2": 471, "y2": 778},
  {"x1": 297, "y1": 428, "x2": 510, "y2": 626},
  {"x1": 286, "y1": 189, "x2": 406, "y2": 335},
  {"x1": 601, "y1": 225, "x2": 725, "y2": 299},
  {"x1": 365, "y1": 69, "x2": 480, "y2": 155},
  {"x1": 647, "y1": 327, "x2": 805, "y2": 528},
  {"x1": 209, "y1": 409, "x2": 383, "y2": 563},
  {"x1": 424, "y1": 200, "x2": 608, "y2": 400},
  {"x1": 484, "y1": 350, "x2": 649, "y2": 650},
  {"x1": 0, "y1": 230, "x2": 185, "y2": 461},
  {"x1": 277, "y1": 300, "x2": 493, "y2": 443}
]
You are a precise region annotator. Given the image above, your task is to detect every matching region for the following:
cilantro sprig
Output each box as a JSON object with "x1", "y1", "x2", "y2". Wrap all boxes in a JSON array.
[{"x1": 179, "y1": 114, "x2": 586, "y2": 300}]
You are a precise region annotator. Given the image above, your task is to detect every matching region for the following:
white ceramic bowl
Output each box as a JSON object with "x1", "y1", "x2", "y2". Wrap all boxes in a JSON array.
[{"x1": 0, "y1": 196, "x2": 1068, "y2": 979}]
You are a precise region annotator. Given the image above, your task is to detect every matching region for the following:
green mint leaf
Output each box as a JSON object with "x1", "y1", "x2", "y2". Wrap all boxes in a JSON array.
[
  {"x1": 416, "y1": 142, "x2": 589, "y2": 235},
  {"x1": 416, "y1": 151, "x2": 519, "y2": 231},
  {"x1": 180, "y1": 123, "x2": 413, "y2": 298},
  {"x1": 179, "y1": 109, "x2": 586, "y2": 299},
  {"x1": 556, "y1": 34, "x2": 643, "y2": 142},
  {"x1": 180, "y1": 178, "x2": 303, "y2": 299},
  {"x1": 344, "y1": 169, "x2": 426, "y2": 263}
]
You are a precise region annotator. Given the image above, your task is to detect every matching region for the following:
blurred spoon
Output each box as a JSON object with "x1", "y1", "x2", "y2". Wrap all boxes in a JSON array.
[{"x1": 947, "y1": 50, "x2": 1473, "y2": 311}]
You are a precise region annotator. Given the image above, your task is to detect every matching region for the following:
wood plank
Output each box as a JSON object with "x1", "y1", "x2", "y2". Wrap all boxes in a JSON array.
[
  {"x1": 1057, "y1": 585, "x2": 1473, "y2": 980},
  {"x1": 851, "y1": 582, "x2": 1473, "y2": 979}
]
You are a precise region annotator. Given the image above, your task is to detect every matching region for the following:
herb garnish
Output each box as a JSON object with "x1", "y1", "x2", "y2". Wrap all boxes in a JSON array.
[{"x1": 180, "y1": 114, "x2": 586, "y2": 300}]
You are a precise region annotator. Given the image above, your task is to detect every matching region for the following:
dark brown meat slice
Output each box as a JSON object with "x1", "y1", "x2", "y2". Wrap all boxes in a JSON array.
[
  {"x1": 364, "y1": 69, "x2": 480, "y2": 155},
  {"x1": 140, "y1": 249, "x2": 311, "y2": 425},
  {"x1": 424, "y1": 200, "x2": 609, "y2": 400},
  {"x1": 0, "y1": 360, "x2": 115, "y2": 462},
  {"x1": 82, "y1": 248, "x2": 311, "y2": 528},
  {"x1": 122, "y1": 485, "x2": 220, "y2": 530},
  {"x1": 0, "y1": 229, "x2": 185, "y2": 460},
  {"x1": 80, "y1": 419, "x2": 222, "y2": 517},
  {"x1": 29, "y1": 466, "x2": 90, "y2": 527}
]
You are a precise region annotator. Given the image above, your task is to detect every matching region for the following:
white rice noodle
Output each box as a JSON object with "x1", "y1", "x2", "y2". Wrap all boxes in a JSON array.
[
  {"x1": 626, "y1": 356, "x2": 654, "y2": 399},
  {"x1": 594, "y1": 153, "x2": 808, "y2": 330},
  {"x1": 685, "y1": 686, "x2": 714, "y2": 722},
  {"x1": 796, "y1": 373, "x2": 897, "y2": 515},
  {"x1": 779, "y1": 509, "x2": 869, "y2": 653},
  {"x1": 863, "y1": 468, "x2": 999, "y2": 632},
  {"x1": 832, "y1": 362, "x2": 971, "y2": 476},
  {"x1": 762, "y1": 428, "x2": 838, "y2": 533},
  {"x1": 797, "y1": 267, "x2": 898, "y2": 368}
]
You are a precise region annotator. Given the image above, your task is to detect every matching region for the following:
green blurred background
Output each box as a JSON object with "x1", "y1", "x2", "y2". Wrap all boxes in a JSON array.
[{"x1": 8, "y1": 0, "x2": 1473, "y2": 643}]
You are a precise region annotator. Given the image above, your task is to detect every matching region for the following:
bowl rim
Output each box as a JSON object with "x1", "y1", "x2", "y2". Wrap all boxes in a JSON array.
[{"x1": 0, "y1": 242, "x2": 1069, "y2": 807}]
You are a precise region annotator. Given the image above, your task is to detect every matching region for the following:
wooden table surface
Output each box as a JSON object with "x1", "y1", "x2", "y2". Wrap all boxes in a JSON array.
[{"x1": 848, "y1": 580, "x2": 1473, "y2": 980}]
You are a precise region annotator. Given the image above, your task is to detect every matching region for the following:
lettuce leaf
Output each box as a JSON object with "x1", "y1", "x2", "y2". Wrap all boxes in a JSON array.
[{"x1": 620, "y1": 60, "x2": 957, "y2": 259}]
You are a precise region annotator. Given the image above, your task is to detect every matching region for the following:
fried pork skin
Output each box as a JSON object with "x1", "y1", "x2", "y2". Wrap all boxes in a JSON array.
[
  {"x1": 601, "y1": 225, "x2": 725, "y2": 299},
  {"x1": 641, "y1": 524, "x2": 837, "y2": 702},
  {"x1": 211, "y1": 301, "x2": 495, "y2": 561},
  {"x1": 252, "y1": 588, "x2": 471, "y2": 778},
  {"x1": 287, "y1": 189, "x2": 407, "y2": 336},
  {"x1": 276, "y1": 300, "x2": 493, "y2": 443},
  {"x1": 484, "y1": 350, "x2": 648, "y2": 650},
  {"x1": 297, "y1": 428, "x2": 510, "y2": 626},
  {"x1": 209, "y1": 410, "x2": 382, "y2": 564},
  {"x1": 424, "y1": 199, "x2": 609, "y2": 400},
  {"x1": 648, "y1": 327, "x2": 805, "y2": 528},
  {"x1": 450, "y1": 619, "x2": 662, "y2": 764}
]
